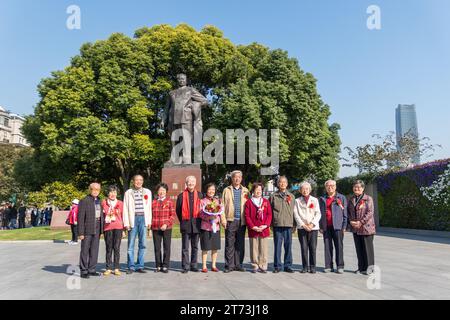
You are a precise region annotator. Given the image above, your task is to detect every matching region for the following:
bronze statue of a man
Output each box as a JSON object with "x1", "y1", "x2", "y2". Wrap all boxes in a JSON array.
[{"x1": 161, "y1": 73, "x2": 208, "y2": 164}]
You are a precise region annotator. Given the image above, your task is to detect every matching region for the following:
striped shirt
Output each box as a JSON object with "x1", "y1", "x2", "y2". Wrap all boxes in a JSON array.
[
  {"x1": 133, "y1": 189, "x2": 145, "y2": 216},
  {"x1": 233, "y1": 187, "x2": 242, "y2": 221}
]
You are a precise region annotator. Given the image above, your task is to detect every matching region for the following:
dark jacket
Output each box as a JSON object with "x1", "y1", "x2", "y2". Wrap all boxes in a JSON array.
[
  {"x1": 18, "y1": 207, "x2": 26, "y2": 219},
  {"x1": 319, "y1": 193, "x2": 348, "y2": 231},
  {"x1": 347, "y1": 194, "x2": 376, "y2": 236},
  {"x1": 269, "y1": 191, "x2": 295, "y2": 227},
  {"x1": 77, "y1": 195, "x2": 105, "y2": 236},
  {"x1": 176, "y1": 191, "x2": 203, "y2": 234},
  {"x1": 9, "y1": 207, "x2": 18, "y2": 220}
]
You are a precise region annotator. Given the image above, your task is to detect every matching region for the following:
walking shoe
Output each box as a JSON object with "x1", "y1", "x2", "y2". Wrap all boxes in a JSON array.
[
  {"x1": 223, "y1": 268, "x2": 232, "y2": 273},
  {"x1": 103, "y1": 269, "x2": 112, "y2": 276},
  {"x1": 190, "y1": 267, "x2": 199, "y2": 272},
  {"x1": 126, "y1": 269, "x2": 134, "y2": 275},
  {"x1": 114, "y1": 269, "x2": 121, "y2": 276},
  {"x1": 354, "y1": 270, "x2": 362, "y2": 275},
  {"x1": 80, "y1": 274, "x2": 90, "y2": 279},
  {"x1": 136, "y1": 269, "x2": 147, "y2": 274},
  {"x1": 89, "y1": 272, "x2": 101, "y2": 276},
  {"x1": 300, "y1": 269, "x2": 307, "y2": 273},
  {"x1": 336, "y1": 268, "x2": 344, "y2": 274},
  {"x1": 181, "y1": 269, "x2": 189, "y2": 274},
  {"x1": 310, "y1": 267, "x2": 317, "y2": 274},
  {"x1": 161, "y1": 267, "x2": 169, "y2": 273},
  {"x1": 235, "y1": 267, "x2": 246, "y2": 272},
  {"x1": 323, "y1": 268, "x2": 333, "y2": 273},
  {"x1": 273, "y1": 269, "x2": 280, "y2": 273},
  {"x1": 155, "y1": 267, "x2": 161, "y2": 273},
  {"x1": 284, "y1": 267, "x2": 294, "y2": 273}
]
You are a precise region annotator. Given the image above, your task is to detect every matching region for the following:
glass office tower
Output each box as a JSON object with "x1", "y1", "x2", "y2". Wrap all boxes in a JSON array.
[{"x1": 395, "y1": 104, "x2": 420, "y2": 165}]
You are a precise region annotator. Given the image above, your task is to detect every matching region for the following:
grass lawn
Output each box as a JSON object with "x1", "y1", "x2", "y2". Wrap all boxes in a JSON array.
[
  {"x1": 0, "y1": 227, "x2": 72, "y2": 241},
  {"x1": 0, "y1": 225, "x2": 190, "y2": 241}
]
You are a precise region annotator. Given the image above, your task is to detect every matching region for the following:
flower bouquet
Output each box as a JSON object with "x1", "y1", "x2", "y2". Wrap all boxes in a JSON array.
[{"x1": 203, "y1": 199, "x2": 223, "y2": 233}]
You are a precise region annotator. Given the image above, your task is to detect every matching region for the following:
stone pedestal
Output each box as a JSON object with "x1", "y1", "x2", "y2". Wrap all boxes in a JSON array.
[
  {"x1": 161, "y1": 164, "x2": 202, "y2": 201},
  {"x1": 50, "y1": 211, "x2": 70, "y2": 230}
]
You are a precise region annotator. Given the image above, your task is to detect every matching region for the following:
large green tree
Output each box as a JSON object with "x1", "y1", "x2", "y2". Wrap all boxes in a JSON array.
[
  {"x1": 21, "y1": 23, "x2": 340, "y2": 192},
  {"x1": 0, "y1": 145, "x2": 32, "y2": 202}
]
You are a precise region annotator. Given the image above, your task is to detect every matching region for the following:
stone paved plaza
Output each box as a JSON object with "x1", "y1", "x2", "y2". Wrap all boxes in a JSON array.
[{"x1": 0, "y1": 231, "x2": 449, "y2": 300}]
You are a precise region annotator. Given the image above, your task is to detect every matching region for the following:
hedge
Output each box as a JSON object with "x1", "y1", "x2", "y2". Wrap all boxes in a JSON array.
[{"x1": 376, "y1": 159, "x2": 450, "y2": 231}]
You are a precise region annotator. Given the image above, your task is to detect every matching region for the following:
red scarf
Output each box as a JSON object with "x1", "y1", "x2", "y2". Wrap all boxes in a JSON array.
[{"x1": 181, "y1": 189, "x2": 200, "y2": 220}]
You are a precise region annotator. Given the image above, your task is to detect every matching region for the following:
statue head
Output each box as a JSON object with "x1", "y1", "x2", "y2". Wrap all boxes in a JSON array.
[{"x1": 176, "y1": 73, "x2": 187, "y2": 87}]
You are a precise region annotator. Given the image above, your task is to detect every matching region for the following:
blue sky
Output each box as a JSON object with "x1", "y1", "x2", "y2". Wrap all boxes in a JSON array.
[{"x1": 1, "y1": 0, "x2": 449, "y2": 177}]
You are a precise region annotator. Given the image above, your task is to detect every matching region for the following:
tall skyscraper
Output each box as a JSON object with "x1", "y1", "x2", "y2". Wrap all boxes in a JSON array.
[{"x1": 395, "y1": 104, "x2": 420, "y2": 165}]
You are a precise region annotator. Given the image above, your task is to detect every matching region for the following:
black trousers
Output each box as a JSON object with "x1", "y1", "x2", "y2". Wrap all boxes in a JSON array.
[
  {"x1": 298, "y1": 229, "x2": 318, "y2": 269},
  {"x1": 181, "y1": 232, "x2": 199, "y2": 270},
  {"x1": 79, "y1": 220, "x2": 101, "y2": 275},
  {"x1": 323, "y1": 226, "x2": 344, "y2": 269},
  {"x1": 18, "y1": 218, "x2": 25, "y2": 229},
  {"x1": 224, "y1": 220, "x2": 246, "y2": 270},
  {"x1": 153, "y1": 229, "x2": 172, "y2": 268},
  {"x1": 104, "y1": 229, "x2": 123, "y2": 270},
  {"x1": 353, "y1": 233, "x2": 375, "y2": 272},
  {"x1": 71, "y1": 224, "x2": 78, "y2": 242}
]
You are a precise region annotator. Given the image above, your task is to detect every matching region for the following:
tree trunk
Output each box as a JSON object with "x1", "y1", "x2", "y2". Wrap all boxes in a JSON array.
[{"x1": 115, "y1": 158, "x2": 130, "y2": 195}]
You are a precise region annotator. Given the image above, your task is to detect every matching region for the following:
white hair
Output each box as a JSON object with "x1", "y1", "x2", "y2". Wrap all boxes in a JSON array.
[
  {"x1": 230, "y1": 170, "x2": 243, "y2": 178},
  {"x1": 299, "y1": 181, "x2": 311, "y2": 190},
  {"x1": 324, "y1": 179, "x2": 337, "y2": 187},
  {"x1": 185, "y1": 175, "x2": 197, "y2": 183},
  {"x1": 89, "y1": 182, "x2": 101, "y2": 190}
]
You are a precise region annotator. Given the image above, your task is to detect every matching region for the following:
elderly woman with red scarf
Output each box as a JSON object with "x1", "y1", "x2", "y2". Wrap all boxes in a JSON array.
[
  {"x1": 244, "y1": 182, "x2": 273, "y2": 273},
  {"x1": 176, "y1": 175, "x2": 204, "y2": 273}
]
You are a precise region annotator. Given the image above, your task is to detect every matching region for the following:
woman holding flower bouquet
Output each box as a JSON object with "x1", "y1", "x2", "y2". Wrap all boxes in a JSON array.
[
  {"x1": 102, "y1": 185, "x2": 124, "y2": 276},
  {"x1": 244, "y1": 182, "x2": 272, "y2": 273},
  {"x1": 200, "y1": 183, "x2": 223, "y2": 273},
  {"x1": 294, "y1": 181, "x2": 321, "y2": 273},
  {"x1": 347, "y1": 180, "x2": 376, "y2": 275}
]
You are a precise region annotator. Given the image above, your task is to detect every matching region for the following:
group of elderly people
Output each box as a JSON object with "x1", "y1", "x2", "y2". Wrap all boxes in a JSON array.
[{"x1": 74, "y1": 171, "x2": 376, "y2": 278}]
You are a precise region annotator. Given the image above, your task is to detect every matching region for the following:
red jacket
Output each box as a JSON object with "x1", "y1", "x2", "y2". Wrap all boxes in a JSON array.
[
  {"x1": 102, "y1": 200, "x2": 124, "y2": 232},
  {"x1": 67, "y1": 205, "x2": 78, "y2": 225},
  {"x1": 244, "y1": 198, "x2": 272, "y2": 238},
  {"x1": 151, "y1": 198, "x2": 176, "y2": 230}
]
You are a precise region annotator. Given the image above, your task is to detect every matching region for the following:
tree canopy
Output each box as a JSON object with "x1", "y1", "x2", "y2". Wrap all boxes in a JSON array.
[{"x1": 20, "y1": 23, "x2": 340, "y2": 194}]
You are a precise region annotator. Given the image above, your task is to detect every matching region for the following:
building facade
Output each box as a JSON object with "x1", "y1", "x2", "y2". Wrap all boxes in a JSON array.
[
  {"x1": 0, "y1": 106, "x2": 29, "y2": 147},
  {"x1": 395, "y1": 104, "x2": 420, "y2": 165}
]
